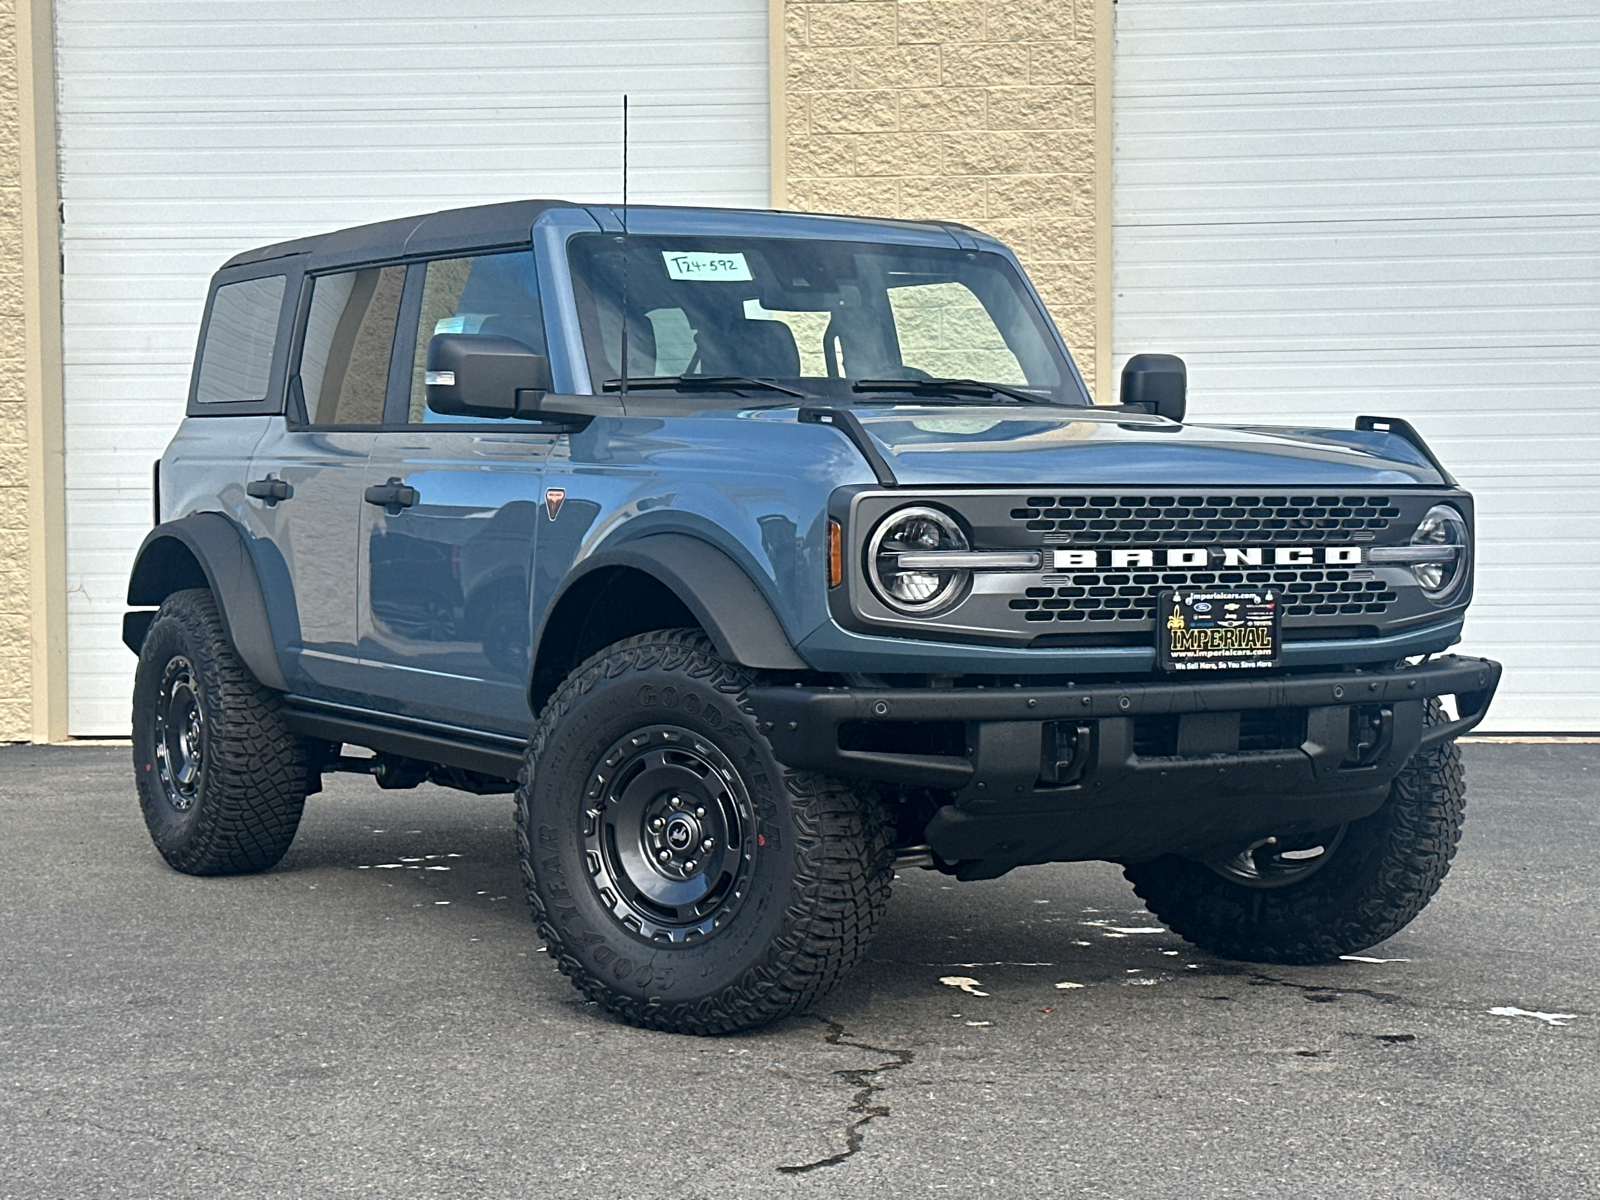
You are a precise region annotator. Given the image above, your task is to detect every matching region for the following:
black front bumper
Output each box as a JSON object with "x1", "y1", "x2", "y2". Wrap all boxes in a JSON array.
[{"x1": 749, "y1": 655, "x2": 1500, "y2": 877}]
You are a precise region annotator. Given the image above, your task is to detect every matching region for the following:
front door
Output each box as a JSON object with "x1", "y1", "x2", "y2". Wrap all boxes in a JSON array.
[
  {"x1": 359, "y1": 432, "x2": 554, "y2": 734},
  {"x1": 355, "y1": 249, "x2": 557, "y2": 735}
]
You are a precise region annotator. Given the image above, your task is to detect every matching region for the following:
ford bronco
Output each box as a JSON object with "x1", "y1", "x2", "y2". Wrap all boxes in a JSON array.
[{"x1": 125, "y1": 200, "x2": 1500, "y2": 1034}]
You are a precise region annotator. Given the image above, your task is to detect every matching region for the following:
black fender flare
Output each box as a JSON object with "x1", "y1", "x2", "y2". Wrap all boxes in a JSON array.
[
  {"x1": 124, "y1": 512, "x2": 290, "y2": 693},
  {"x1": 540, "y1": 533, "x2": 808, "y2": 673}
]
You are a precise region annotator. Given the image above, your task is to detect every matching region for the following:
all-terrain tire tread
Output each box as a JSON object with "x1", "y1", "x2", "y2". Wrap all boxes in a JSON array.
[
  {"x1": 1124, "y1": 699, "x2": 1465, "y2": 964},
  {"x1": 515, "y1": 629, "x2": 894, "y2": 1035},
  {"x1": 133, "y1": 589, "x2": 307, "y2": 876}
]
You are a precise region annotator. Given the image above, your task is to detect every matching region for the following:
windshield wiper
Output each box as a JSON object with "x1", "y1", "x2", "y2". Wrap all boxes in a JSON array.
[
  {"x1": 602, "y1": 375, "x2": 805, "y2": 399},
  {"x1": 852, "y1": 377, "x2": 1056, "y2": 406}
]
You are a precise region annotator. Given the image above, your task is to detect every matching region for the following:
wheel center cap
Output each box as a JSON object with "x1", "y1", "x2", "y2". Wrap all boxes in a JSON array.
[{"x1": 664, "y1": 814, "x2": 699, "y2": 851}]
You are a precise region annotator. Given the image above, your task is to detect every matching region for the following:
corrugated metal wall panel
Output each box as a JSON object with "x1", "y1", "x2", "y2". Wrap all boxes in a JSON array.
[
  {"x1": 55, "y1": 1, "x2": 770, "y2": 734},
  {"x1": 1113, "y1": 0, "x2": 1600, "y2": 730}
]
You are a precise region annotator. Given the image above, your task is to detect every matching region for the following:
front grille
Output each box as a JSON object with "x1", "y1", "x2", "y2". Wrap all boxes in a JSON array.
[
  {"x1": 1011, "y1": 494, "x2": 1400, "y2": 546},
  {"x1": 1009, "y1": 566, "x2": 1400, "y2": 623},
  {"x1": 841, "y1": 487, "x2": 1458, "y2": 652}
]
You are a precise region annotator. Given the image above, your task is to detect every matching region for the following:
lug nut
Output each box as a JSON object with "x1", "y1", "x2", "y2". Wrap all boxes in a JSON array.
[
  {"x1": 650, "y1": 817, "x2": 665, "y2": 832},
  {"x1": 684, "y1": 860, "x2": 696, "y2": 872},
  {"x1": 695, "y1": 807, "x2": 706, "y2": 818},
  {"x1": 701, "y1": 838, "x2": 715, "y2": 851},
  {"x1": 657, "y1": 850, "x2": 670, "y2": 862}
]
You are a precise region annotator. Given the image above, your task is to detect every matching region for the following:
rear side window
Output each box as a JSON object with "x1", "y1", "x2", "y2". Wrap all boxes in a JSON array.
[
  {"x1": 298, "y1": 265, "x2": 406, "y2": 425},
  {"x1": 194, "y1": 275, "x2": 287, "y2": 403}
]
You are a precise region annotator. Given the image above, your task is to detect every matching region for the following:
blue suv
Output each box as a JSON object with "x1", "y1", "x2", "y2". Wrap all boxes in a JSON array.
[{"x1": 125, "y1": 200, "x2": 1500, "y2": 1034}]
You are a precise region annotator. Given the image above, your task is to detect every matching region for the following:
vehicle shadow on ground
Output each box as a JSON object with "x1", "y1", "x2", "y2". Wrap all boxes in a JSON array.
[{"x1": 271, "y1": 778, "x2": 1225, "y2": 1024}]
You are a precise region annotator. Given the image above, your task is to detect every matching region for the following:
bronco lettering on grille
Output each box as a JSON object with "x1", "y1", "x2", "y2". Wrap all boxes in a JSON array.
[{"x1": 1052, "y1": 547, "x2": 1362, "y2": 569}]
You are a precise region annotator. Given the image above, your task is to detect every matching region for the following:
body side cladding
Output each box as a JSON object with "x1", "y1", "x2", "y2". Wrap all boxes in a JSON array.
[
  {"x1": 124, "y1": 512, "x2": 290, "y2": 693},
  {"x1": 529, "y1": 533, "x2": 808, "y2": 712}
]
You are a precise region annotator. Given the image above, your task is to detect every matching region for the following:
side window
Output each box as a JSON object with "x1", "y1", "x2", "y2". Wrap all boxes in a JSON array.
[
  {"x1": 297, "y1": 265, "x2": 406, "y2": 426},
  {"x1": 406, "y1": 250, "x2": 544, "y2": 422},
  {"x1": 194, "y1": 274, "x2": 287, "y2": 403},
  {"x1": 887, "y1": 280, "x2": 1026, "y2": 384}
]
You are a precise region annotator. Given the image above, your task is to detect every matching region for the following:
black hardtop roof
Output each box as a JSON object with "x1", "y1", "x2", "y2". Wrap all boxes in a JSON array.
[
  {"x1": 221, "y1": 199, "x2": 571, "y2": 268},
  {"x1": 220, "y1": 199, "x2": 984, "y2": 271}
]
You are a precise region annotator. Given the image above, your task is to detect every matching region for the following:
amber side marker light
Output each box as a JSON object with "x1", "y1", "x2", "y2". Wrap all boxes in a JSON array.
[{"x1": 828, "y1": 520, "x2": 843, "y2": 588}]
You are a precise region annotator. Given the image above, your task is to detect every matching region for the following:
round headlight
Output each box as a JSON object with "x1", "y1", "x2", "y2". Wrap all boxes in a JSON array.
[
  {"x1": 1410, "y1": 504, "x2": 1470, "y2": 600},
  {"x1": 866, "y1": 507, "x2": 971, "y2": 614}
]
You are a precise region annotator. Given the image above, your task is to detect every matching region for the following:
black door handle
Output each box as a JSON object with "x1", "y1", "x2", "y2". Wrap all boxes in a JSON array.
[
  {"x1": 364, "y1": 479, "x2": 418, "y2": 511},
  {"x1": 246, "y1": 475, "x2": 292, "y2": 504}
]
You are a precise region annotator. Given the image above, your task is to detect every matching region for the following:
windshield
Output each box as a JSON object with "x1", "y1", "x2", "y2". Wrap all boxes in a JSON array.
[{"x1": 566, "y1": 234, "x2": 1085, "y2": 405}]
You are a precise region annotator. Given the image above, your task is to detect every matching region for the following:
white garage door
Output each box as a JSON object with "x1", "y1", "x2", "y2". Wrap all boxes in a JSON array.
[
  {"x1": 1113, "y1": 1, "x2": 1600, "y2": 730},
  {"x1": 55, "y1": 1, "x2": 771, "y2": 734}
]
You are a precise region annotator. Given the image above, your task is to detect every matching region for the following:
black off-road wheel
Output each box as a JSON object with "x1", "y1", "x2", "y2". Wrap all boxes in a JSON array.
[
  {"x1": 132, "y1": 588, "x2": 309, "y2": 875},
  {"x1": 1124, "y1": 700, "x2": 1466, "y2": 964},
  {"x1": 516, "y1": 629, "x2": 894, "y2": 1035}
]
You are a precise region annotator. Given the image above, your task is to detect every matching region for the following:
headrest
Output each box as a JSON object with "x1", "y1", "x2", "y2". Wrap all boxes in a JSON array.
[{"x1": 695, "y1": 318, "x2": 801, "y2": 378}]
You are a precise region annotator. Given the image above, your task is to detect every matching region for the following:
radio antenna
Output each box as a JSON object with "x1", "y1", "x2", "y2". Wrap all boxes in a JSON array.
[{"x1": 619, "y1": 94, "x2": 629, "y2": 400}]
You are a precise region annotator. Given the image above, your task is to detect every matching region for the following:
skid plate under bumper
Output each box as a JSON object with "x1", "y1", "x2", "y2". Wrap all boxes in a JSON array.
[{"x1": 749, "y1": 655, "x2": 1500, "y2": 877}]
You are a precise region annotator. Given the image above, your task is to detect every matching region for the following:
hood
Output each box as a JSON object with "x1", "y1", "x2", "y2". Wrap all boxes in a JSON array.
[{"x1": 762, "y1": 405, "x2": 1446, "y2": 487}]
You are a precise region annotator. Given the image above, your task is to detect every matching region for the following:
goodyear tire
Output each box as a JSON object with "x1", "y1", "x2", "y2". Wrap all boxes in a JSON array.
[
  {"x1": 131, "y1": 588, "x2": 309, "y2": 875},
  {"x1": 1124, "y1": 700, "x2": 1465, "y2": 964},
  {"x1": 517, "y1": 629, "x2": 894, "y2": 1035}
]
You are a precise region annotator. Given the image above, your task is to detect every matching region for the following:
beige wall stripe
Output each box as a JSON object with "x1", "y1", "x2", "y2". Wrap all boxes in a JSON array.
[
  {"x1": 1092, "y1": 0, "x2": 1114, "y2": 402},
  {"x1": 777, "y1": 0, "x2": 1103, "y2": 397},
  {"x1": 768, "y1": 0, "x2": 789, "y2": 208},
  {"x1": 19, "y1": 0, "x2": 67, "y2": 743}
]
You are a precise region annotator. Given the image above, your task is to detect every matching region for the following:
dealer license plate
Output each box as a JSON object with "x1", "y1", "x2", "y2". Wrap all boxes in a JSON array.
[{"x1": 1157, "y1": 589, "x2": 1281, "y2": 672}]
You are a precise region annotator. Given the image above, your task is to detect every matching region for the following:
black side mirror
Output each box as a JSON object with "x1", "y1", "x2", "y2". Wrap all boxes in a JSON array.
[
  {"x1": 426, "y1": 334, "x2": 552, "y2": 418},
  {"x1": 1120, "y1": 353, "x2": 1187, "y2": 423}
]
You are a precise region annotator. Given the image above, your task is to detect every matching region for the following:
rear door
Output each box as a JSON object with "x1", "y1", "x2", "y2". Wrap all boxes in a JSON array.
[
  {"x1": 358, "y1": 250, "x2": 557, "y2": 736},
  {"x1": 243, "y1": 263, "x2": 406, "y2": 700}
]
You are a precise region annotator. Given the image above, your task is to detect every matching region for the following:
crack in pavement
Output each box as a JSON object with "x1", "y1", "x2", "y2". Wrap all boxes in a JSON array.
[
  {"x1": 1244, "y1": 970, "x2": 1409, "y2": 1006},
  {"x1": 776, "y1": 1017, "x2": 914, "y2": 1175}
]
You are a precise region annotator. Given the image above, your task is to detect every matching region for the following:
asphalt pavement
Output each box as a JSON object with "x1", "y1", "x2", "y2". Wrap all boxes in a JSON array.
[{"x1": 1, "y1": 742, "x2": 1595, "y2": 1200}]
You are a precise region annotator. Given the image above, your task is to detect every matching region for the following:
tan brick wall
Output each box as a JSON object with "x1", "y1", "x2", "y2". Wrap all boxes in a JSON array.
[
  {"x1": 0, "y1": 0, "x2": 27, "y2": 741},
  {"x1": 781, "y1": 0, "x2": 1098, "y2": 377}
]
